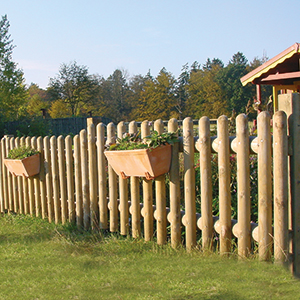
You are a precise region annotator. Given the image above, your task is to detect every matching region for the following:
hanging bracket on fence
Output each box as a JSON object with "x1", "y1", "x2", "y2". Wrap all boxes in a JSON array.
[
  {"x1": 145, "y1": 172, "x2": 154, "y2": 180},
  {"x1": 120, "y1": 172, "x2": 129, "y2": 179}
]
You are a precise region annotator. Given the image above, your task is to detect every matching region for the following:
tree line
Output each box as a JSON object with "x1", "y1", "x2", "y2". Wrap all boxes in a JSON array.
[{"x1": 1, "y1": 15, "x2": 272, "y2": 130}]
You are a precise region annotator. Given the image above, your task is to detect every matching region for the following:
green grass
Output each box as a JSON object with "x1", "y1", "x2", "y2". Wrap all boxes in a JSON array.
[{"x1": 0, "y1": 214, "x2": 299, "y2": 299}]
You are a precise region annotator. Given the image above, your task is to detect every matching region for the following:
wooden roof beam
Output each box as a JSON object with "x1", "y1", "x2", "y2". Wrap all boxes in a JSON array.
[{"x1": 260, "y1": 71, "x2": 300, "y2": 82}]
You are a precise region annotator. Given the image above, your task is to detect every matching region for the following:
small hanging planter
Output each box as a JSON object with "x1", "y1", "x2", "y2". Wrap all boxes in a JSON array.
[
  {"x1": 4, "y1": 154, "x2": 40, "y2": 177},
  {"x1": 104, "y1": 130, "x2": 177, "y2": 180},
  {"x1": 3, "y1": 146, "x2": 40, "y2": 177},
  {"x1": 104, "y1": 144, "x2": 171, "y2": 180}
]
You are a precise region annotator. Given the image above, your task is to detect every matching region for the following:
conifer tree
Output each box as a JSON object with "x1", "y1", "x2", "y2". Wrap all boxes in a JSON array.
[{"x1": 0, "y1": 15, "x2": 27, "y2": 121}]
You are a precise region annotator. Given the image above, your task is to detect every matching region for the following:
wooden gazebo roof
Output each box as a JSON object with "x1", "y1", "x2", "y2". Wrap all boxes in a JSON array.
[
  {"x1": 241, "y1": 43, "x2": 300, "y2": 111},
  {"x1": 241, "y1": 43, "x2": 300, "y2": 86}
]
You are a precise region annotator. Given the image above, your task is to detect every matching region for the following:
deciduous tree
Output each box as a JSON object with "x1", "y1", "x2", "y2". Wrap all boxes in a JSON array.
[
  {"x1": 49, "y1": 61, "x2": 99, "y2": 117},
  {"x1": 25, "y1": 83, "x2": 50, "y2": 117}
]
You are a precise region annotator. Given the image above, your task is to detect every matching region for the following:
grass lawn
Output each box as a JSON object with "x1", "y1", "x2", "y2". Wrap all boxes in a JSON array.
[{"x1": 0, "y1": 214, "x2": 299, "y2": 300}]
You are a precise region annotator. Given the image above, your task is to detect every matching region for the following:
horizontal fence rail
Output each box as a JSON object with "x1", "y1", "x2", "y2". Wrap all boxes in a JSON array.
[{"x1": 0, "y1": 110, "x2": 296, "y2": 272}]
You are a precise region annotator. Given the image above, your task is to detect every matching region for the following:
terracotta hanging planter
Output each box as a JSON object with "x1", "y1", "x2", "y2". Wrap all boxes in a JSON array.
[
  {"x1": 104, "y1": 144, "x2": 172, "y2": 180},
  {"x1": 4, "y1": 153, "x2": 40, "y2": 177}
]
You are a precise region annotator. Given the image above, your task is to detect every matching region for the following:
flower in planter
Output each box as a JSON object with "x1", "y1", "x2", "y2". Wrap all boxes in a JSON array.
[
  {"x1": 7, "y1": 145, "x2": 39, "y2": 160},
  {"x1": 107, "y1": 130, "x2": 178, "y2": 151}
]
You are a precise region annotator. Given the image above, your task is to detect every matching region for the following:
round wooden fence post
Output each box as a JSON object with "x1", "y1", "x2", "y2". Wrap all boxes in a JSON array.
[
  {"x1": 183, "y1": 117, "x2": 196, "y2": 251},
  {"x1": 118, "y1": 122, "x2": 129, "y2": 235},
  {"x1": 154, "y1": 119, "x2": 167, "y2": 245},
  {"x1": 66, "y1": 135, "x2": 75, "y2": 223},
  {"x1": 218, "y1": 115, "x2": 231, "y2": 255},
  {"x1": 19, "y1": 137, "x2": 27, "y2": 214},
  {"x1": 273, "y1": 111, "x2": 288, "y2": 263},
  {"x1": 107, "y1": 123, "x2": 118, "y2": 232},
  {"x1": 58, "y1": 135, "x2": 67, "y2": 224},
  {"x1": 80, "y1": 129, "x2": 90, "y2": 230},
  {"x1": 236, "y1": 114, "x2": 251, "y2": 258},
  {"x1": 10, "y1": 137, "x2": 18, "y2": 213},
  {"x1": 38, "y1": 136, "x2": 47, "y2": 219},
  {"x1": 27, "y1": 137, "x2": 35, "y2": 216},
  {"x1": 88, "y1": 124, "x2": 98, "y2": 230},
  {"x1": 32, "y1": 137, "x2": 41, "y2": 217},
  {"x1": 168, "y1": 118, "x2": 181, "y2": 248},
  {"x1": 129, "y1": 121, "x2": 141, "y2": 238},
  {"x1": 44, "y1": 136, "x2": 53, "y2": 222},
  {"x1": 0, "y1": 139, "x2": 4, "y2": 213},
  {"x1": 7, "y1": 137, "x2": 13, "y2": 212},
  {"x1": 50, "y1": 136, "x2": 60, "y2": 224},
  {"x1": 97, "y1": 123, "x2": 108, "y2": 230},
  {"x1": 257, "y1": 111, "x2": 272, "y2": 261},
  {"x1": 141, "y1": 120, "x2": 153, "y2": 241},
  {"x1": 22, "y1": 137, "x2": 29, "y2": 215},
  {"x1": 198, "y1": 116, "x2": 213, "y2": 250},
  {"x1": 15, "y1": 137, "x2": 23, "y2": 214},
  {"x1": 1, "y1": 138, "x2": 8, "y2": 212},
  {"x1": 74, "y1": 134, "x2": 83, "y2": 229}
]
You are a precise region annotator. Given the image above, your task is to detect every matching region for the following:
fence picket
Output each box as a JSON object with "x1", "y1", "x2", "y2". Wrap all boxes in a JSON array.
[
  {"x1": 22, "y1": 137, "x2": 29, "y2": 215},
  {"x1": 168, "y1": 118, "x2": 181, "y2": 248},
  {"x1": 0, "y1": 138, "x2": 4, "y2": 213},
  {"x1": 38, "y1": 137, "x2": 46, "y2": 219},
  {"x1": 50, "y1": 136, "x2": 60, "y2": 223},
  {"x1": 183, "y1": 117, "x2": 196, "y2": 251},
  {"x1": 27, "y1": 137, "x2": 35, "y2": 216},
  {"x1": 198, "y1": 116, "x2": 213, "y2": 250},
  {"x1": 258, "y1": 111, "x2": 273, "y2": 261},
  {"x1": 118, "y1": 122, "x2": 129, "y2": 235},
  {"x1": 218, "y1": 115, "x2": 231, "y2": 255},
  {"x1": 19, "y1": 137, "x2": 26, "y2": 214},
  {"x1": 10, "y1": 137, "x2": 19, "y2": 213},
  {"x1": 31, "y1": 137, "x2": 41, "y2": 217},
  {"x1": 154, "y1": 119, "x2": 167, "y2": 245},
  {"x1": 14, "y1": 136, "x2": 20, "y2": 213},
  {"x1": 7, "y1": 137, "x2": 13, "y2": 212},
  {"x1": 1, "y1": 138, "x2": 8, "y2": 212},
  {"x1": 107, "y1": 123, "x2": 118, "y2": 232},
  {"x1": 58, "y1": 136, "x2": 67, "y2": 224},
  {"x1": 66, "y1": 135, "x2": 75, "y2": 223},
  {"x1": 273, "y1": 111, "x2": 289, "y2": 263},
  {"x1": 97, "y1": 123, "x2": 108, "y2": 230},
  {"x1": 141, "y1": 120, "x2": 153, "y2": 241},
  {"x1": 74, "y1": 134, "x2": 83, "y2": 228},
  {"x1": 80, "y1": 129, "x2": 90, "y2": 230},
  {"x1": 88, "y1": 124, "x2": 98, "y2": 229},
  {"x1": 236, "y1": 114, "x2": 251, "y2": 258},
  {"x1": 128, "y1": 121, "x2": 141, "y2": 238},
  {"x1": 44, "y1": 136, "x2": 53, "y2": 222}
]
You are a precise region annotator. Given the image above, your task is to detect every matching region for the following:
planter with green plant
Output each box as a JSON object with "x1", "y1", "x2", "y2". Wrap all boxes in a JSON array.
[
  {"x1": 104, "y1": 131, "x2": 178, "y2": 180},
  {"x1": 3, "y1": 145, "x2": 40, "y2": 177}
]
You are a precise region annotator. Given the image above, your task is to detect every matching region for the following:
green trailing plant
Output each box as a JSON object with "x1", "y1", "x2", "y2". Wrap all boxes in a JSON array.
[
  {"x1": 108, "y1": 130, "x2": 178, "y2": 151},
  {"x1": 7, "y1": 145, "x2": 39, "y2": 159},
  {"x1": 194, "y1": 153, "x2": 259, "y2": 223}
]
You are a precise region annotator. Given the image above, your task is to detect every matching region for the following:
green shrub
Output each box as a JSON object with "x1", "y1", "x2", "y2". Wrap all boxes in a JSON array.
[{"x1": 7, "y1": 145, "x2": 39, "y2": 159}]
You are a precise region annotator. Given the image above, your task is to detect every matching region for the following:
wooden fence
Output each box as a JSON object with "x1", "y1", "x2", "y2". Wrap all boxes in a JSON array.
[
  {"x1": 1, "y1": 93, "x2": 300, "y2": 276},
  {"x1": 3, "y1": 116, "x2": 112, "y2": 137}
]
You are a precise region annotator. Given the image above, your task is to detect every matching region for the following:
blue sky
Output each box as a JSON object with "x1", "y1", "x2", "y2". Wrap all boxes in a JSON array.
[{"x1": 2, "y1": 0, "x2": 300, "y2": 88}]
